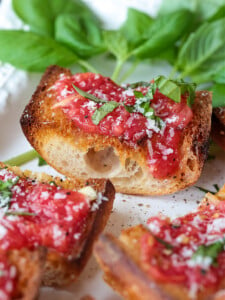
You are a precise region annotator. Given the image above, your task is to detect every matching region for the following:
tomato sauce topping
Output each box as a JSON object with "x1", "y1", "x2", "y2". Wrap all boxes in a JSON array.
[
  {"x1": 0, "y1": 167, "x2": 96, "y2": 299},
  {"x1": 51, "y1": 72, "x2": 193, "y2": 179},
  {"x1": 141, "y1": 199, "x2": 225, "y2": 297}
]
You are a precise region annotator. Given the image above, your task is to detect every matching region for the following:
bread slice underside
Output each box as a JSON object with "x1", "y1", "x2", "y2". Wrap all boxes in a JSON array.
[
  {"x1": 1, "y1": 163, "x2": 115, "y2": 287},
  {"x1": 20, "y1": 65, "x2": 212, "y2": 195},
  {"x1": 94, "y1": 186, "x2": 225, "y2": 300}
]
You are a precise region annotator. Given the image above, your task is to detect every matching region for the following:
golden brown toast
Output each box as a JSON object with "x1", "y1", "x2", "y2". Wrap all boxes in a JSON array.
[
  {"x1": 94, "y1": 186, "x2": 225, "y2": 300},
  {"x1": 20, "y1": 65, "x2": 212, "y2": 195},
  {"x1": 9, "y1": 248, "x2": 45, "y2": 300},
  {"x1": 0, "y1": 163, "x2": 115, "y2": 287}
]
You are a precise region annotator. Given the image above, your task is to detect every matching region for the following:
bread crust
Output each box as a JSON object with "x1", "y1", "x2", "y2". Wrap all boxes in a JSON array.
[
  {"x1": 211, "y1": 108, "x2": 225, "y2": 151},
  {"x1": 94, "y1": 188, "x2": 225, "y2": 300},
  {"x1": 20, "y1": 66, "x2": 212, "y2": 195},
  {"x1": 0, "y1": 163, "x2": 115, "y2": 287}
]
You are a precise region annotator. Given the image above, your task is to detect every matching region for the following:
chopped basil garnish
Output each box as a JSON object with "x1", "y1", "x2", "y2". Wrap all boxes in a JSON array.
[
  {"x1": 5, "y1": 211, "x2": 36, "y2": 217},
  {"x1": 72, "y1": 84, "x2": 107, "y2": 104},
  {"x1": 73, "y1": 76, "x2": 195, "y2": 127},
  {"x1": 192, "y1": 240, "x2": 225, "y2": 267},
  {"x1": 92, "y1": 101, "x2": 120, "y2": 125},
  {"x1": 195, "y1": 185, "x2": 220, "y2": 194},
  {"x1": 154, "y1": 235, "x2": 174, "y2": 250},
  {"x1": 154, "y1": 76, "x2": 181, "y2": 103},
  {"x1": 0, "y1": 177, "x2": 19, "y2": 209}
]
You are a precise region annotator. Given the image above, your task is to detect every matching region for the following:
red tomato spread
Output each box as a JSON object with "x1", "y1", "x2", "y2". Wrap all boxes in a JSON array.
[
  {"x1": 0, "y1": 167, "x2": 96, "y2": 299},
  {"x1": 51, "y1": 72, "x2": 193, "y2": 179},
  {"x1": 141, "y1": 198, "x2": 225, "y2": 297}
]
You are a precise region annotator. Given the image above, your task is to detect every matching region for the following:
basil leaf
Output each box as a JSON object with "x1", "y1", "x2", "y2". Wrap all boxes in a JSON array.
[
  {"x1": 55, "y1": 13, "x2": 104, "y2": 59},
  {"x1": 12, "y1": 0, "x2": 94, "y2": 37},
  {"x1": 120, "y1": 8, "x2": 153, "y2": 47},
  {"x1": 154, "y1": 235, "x2": 174, "y2": 250},
  {"x1": 155, "y1": 76, "x2": 181, "y2": 102},
  {"x1": 213, "y1": 66, "x2": 225, "y2": 84},
  {"x1": 0, "y1": 30, "x2": 78, "y2": 72},
  {"x1": 0, "y1": 177, "x2": 19, "y2": 209},
  {"x1": 92, "y1": 102, "x2": 120, "y2": 125},
  {"x1": 192, "y1": 240, "x2": 225, "y2": 266},
  {"x1": 133, "y1": 10, "x2": 193, "y2": 59},
  {"x1": 208, "y1": 5, "x2": 225, "y2": 22},
  {"x1": 103, "y1": 30, "x2": 129, "y2": 61},
  {"x1": 210, "y1": 84, "x2": 225, "y2": 108},
  {"x1": 72, "y1": 84, "x2": 107, "y2": 103},
  {"x1": 159, "y1": 0, "x2": 224, "y2": 20},
  {"x1": 177, "y1": 19, "x2": 225, "y2": 79}
]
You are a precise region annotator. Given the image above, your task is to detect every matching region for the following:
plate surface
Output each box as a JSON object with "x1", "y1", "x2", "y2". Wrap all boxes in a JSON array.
[{"x1": 0, "y1": 1, "x2": 225, "y2": 299}]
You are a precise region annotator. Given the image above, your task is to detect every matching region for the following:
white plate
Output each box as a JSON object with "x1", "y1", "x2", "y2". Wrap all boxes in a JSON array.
[{"x1": 0, "y1": 1, "x2": 225, "y2": 299}]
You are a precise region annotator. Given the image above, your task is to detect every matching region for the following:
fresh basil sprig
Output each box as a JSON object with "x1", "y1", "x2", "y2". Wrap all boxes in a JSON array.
[
  {"x1": 192, "y1": 239, "x2": 225, "y2": 267},
  {"x1": 0, "y1": 177, "x2": 19, "y2": 209}
]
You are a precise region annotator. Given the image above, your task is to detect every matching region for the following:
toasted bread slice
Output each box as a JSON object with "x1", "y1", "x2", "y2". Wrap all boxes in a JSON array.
[
  {"x1": 20, "y1": 65, "x2": 212, "y2": 195},
  {"x1": 9, "y1": 248, "x2": 45, "y2": 300},
  {"x1": 0, "y1": 163, "x2": 115, "y2": 287},
  {"x1": 212, "y1": 108, "x2": 225, "y2": 151},
  {"x1": 94, "y1": 186, "x2": 225, "y2": 300}
]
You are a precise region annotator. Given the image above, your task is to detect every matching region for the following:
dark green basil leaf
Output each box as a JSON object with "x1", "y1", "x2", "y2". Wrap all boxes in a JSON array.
[
  {"x1": 155, "y1": 76, "x2": 181, "y2": 102},
  {"x1": 192, "y1": 240, "x2": 224, "y2": 267},
  {"x1": 0, "y1": 30, "x2": 78, "y2": 72},
  {"x1": 213, "y1": 66, "x2": 225, "y2": 84},
  {"x1": 72, "y1": 84, "x2": 106, "y2": 103},
  {"x1": 208, "y1": 5, "x2": 225, "y2": 21},
  {"x1": 103, "y1": 30, "x2": 129, "y2": 61},
  {"x1": 12, "y1": 0, "x2": 94, "y2": 37},
  {"x1": 92, "y1": 102, "x2": 120, "y2": 125},
  {"x1": 210, "y1": 84, "x2": 225, "y2": 108},
  {"x1": 120, "y1": 8, "x2": 153, "y2": 47},
  {"x1": 55, "y1": 13, "x2": 104, "y2": 59},
  {"x1": 133, "y1": 10, "x2": 193, "y2": 59},
  {"x1": 177, "y1": 19, "x2": 225, "y2": 79}
]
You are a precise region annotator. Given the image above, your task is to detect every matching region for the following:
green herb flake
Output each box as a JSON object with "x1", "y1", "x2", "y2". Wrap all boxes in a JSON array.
[
  {"x1": 72, "y1": 84, "x2": 106, "y2": 103},
  {"x1": 5, "y1": 211, "x2": 36, "y2": 217},
  {"x1": 154, "y1": 76, "x2": 181, "y2": 102},
  {"x1": 92, "y1": 101, "x2": 120, "y2": 125},
  {"x1": 192, "y1": 240, "x2": 225, "y2": 267},
  {"x1": 0, "y1": 177, "x2": 19, "y2": 209},
  {"x1": 154, "y1": 235, "x2": 174, "y2": 250}
]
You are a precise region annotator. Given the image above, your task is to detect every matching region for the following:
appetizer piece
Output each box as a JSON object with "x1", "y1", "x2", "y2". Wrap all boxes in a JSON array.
[
  {"x1": 212, "y1": 107, "x2": 225, "y2": 151},
  {"x1": 0, "y1": 163, "x2": 114, "y2": 291},
  {"x1": 20, "y1": 66, "x2": 212, "y2": 195},
  {"x1": 94, "y1": 185, "x2": 225, "y2": 300}
]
